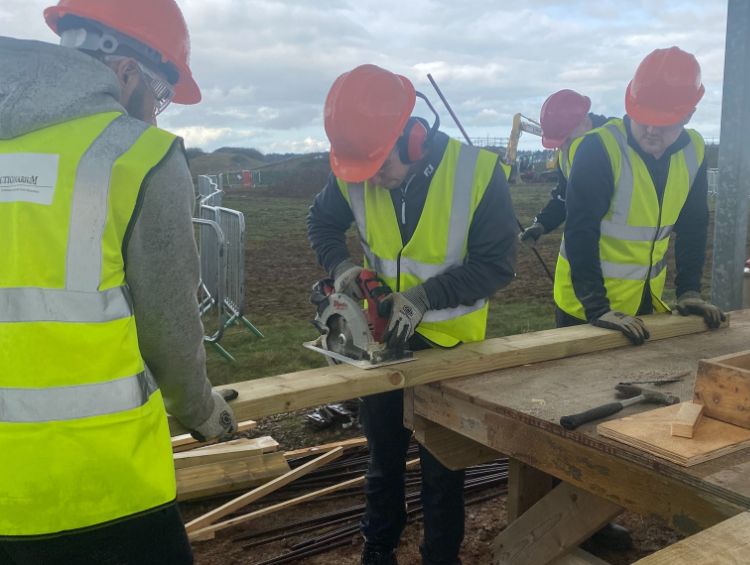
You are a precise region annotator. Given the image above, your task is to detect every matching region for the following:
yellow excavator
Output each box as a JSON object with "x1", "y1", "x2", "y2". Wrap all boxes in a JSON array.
[{"x1": 504, "y1": 113, "x2": 557, "y2": 183}]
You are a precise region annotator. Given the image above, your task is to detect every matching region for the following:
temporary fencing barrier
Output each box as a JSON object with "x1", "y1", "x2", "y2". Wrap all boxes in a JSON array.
[{"x1": 194, "y1": 175, "x2": 263, "y2": 361}]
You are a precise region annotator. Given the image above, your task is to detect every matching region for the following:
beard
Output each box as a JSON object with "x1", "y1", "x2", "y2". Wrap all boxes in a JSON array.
[{"x1": 124, "y1": 79, "x2": 151, "y2": 123}]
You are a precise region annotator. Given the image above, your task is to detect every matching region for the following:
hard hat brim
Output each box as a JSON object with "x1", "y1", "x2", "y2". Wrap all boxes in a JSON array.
[
  {"x1": 329, "y1": 146, "x2": 392, "y2": 184},
  {"x1": 625, "y1": 81, "x2": 704, "y2": 127},
  {"x1": 541, "y1": 134, "x2": 566, "y2": 149}
]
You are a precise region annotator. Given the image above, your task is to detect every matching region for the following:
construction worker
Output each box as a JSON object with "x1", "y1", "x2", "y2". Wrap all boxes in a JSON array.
[
  {"x1": 519, "y1": 89, "x2": 610, "y2": 244},
  {"x1": 0, "y1": 1, "x2": 236, "y2": 563},
  {"x1": 307, "y1": 64, "x2": 517, "y2": 565},
  {"x1": 554, "y1": 46, "x2": 725, "y2": 344}
]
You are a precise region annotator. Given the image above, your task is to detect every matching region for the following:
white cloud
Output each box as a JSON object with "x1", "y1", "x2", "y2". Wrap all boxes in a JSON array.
[{"x1": 6, "y1": 0, "x2": 730, "y2": 152}]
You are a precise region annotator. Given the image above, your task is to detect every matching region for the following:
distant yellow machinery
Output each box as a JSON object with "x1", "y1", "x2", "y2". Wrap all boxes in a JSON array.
[{"x1": 504, "y1": 113, "x2": 557, "y2": 183}]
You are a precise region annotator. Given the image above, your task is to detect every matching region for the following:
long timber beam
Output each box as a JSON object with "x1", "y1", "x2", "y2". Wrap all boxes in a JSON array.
[{"x1": 170, "y1": 313, "x2": 726, "y2": 435}]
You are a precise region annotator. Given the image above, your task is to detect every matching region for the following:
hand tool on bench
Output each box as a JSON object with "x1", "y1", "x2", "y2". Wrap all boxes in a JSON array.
[{"x1": 560, "y1": 384, "x2": 680, "y2": 430}]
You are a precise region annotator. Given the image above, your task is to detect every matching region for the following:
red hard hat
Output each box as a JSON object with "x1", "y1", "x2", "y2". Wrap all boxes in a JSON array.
[
  {"x1": 44, "y1": 0, "x2": 201, "y2": 104},
  {"x1": 324, "y1": 64, "x2": 416, "y2": 183},
  {"x1": 540, "y1": 89, "x2": 591, "y2": 149},
  {"x1": 625, "y1": 46, "x2": 704, "y2": 126}
]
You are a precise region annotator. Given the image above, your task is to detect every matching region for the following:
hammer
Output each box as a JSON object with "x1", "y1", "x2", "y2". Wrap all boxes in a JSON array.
[{"x1": 560, "y1": 384, "x2": 680, "y2": 430}]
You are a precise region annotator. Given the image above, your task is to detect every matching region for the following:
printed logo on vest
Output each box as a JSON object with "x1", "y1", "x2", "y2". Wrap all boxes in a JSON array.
[{"x1": 0, "y1": 153, "x2": 59, "y2": 205}]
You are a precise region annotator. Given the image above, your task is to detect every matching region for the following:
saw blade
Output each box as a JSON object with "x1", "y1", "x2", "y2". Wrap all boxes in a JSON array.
[{"x1": 317, "y1": 293, "x2": 373, "y2": 359}]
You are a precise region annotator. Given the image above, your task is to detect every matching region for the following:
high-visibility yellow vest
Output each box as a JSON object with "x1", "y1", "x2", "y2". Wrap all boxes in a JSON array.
[
  {"x1": 0, "y1": 112, "x2": 178, "y2": 536},
  {"x1": 338, "y1": 139, "x2": 498, "y2": 347},
  {"x1": 558, "y1": 147, "x2": 571, "y2": 180},
  {"x1": 554, "y1": 118, "x2": 704, "y2": 320}
]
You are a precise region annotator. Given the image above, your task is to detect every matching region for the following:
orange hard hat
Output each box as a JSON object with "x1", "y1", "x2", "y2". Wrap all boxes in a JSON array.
[
  {"x1": 625, "y1": 46, "x2": 704, "y2": 126},
  {"x1": 324, "y1": 64, "x2": 416, "y2": 183},
  {"x1": 540, "y1": 89, "x2": 591, "y2": 149},
  {"x1": 44, "y1": 0, "x2": 200, "y2": 104}
]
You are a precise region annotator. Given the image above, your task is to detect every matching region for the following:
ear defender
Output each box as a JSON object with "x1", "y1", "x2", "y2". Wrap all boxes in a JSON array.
[{"x1": 397, "y1": 117, "x2": 430, "y2": 164}]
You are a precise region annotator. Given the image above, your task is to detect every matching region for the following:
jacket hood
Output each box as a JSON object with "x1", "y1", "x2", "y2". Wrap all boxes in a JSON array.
[{"x1": 0, "y1": 37, "x2": 125, "y2": 139}]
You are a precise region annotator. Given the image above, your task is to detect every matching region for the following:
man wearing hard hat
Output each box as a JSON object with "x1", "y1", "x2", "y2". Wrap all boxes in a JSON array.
[
  {"x1": 519, "y1": 90, "x2": 611, "y2": 244},
  {"x1": 554, "y1": 47, "x2": 725, "y2": 344},
  {"x1": 308, "y1": 64, "x2": 518, "y2": 565},
  {"x1": 0, "y1": 1, "x2": 236, "y2": 563}
]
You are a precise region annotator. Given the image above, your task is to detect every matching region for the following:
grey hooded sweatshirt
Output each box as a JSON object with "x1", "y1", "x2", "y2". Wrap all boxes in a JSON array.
[{"x1": 0, "y1": 37, "x2": 214, "y2": 429}]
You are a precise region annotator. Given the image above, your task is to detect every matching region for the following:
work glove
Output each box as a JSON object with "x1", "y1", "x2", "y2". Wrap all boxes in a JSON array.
[
  {"x1": 592, "y1": 310, "x2": 650, "y2": 346},
  {"x1": 190, "y1": 389, "x2": 238, "y2": 443},
  {"x1": 519, "y1": 222, "x2": 545, "y2": 245},
  {"x1": 675, "y1": 291, "x2": 726, "y2": 329},
  {"x1": 382, "y1": 285, "x2": 430, "y2": 350},
  {"x1": 332, "y1": 260, "x2": 364, "y2": 300}
]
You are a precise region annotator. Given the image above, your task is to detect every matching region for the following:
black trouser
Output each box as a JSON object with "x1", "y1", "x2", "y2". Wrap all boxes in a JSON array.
[
  {"x1": 0, "y1": 503, "x2": 193, "y2": 565},
  {"x1": 360, "y1": 387, "x2": 465, "y2": 565}
]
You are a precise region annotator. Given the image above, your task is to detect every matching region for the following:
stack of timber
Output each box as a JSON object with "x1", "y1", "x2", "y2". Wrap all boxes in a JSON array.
[
  {"x1": 172, "y1": 420, "x2": 293, "y2": 501},
  {"x1": 167, "y1": 313, "x2": 726, "y2": 435}
]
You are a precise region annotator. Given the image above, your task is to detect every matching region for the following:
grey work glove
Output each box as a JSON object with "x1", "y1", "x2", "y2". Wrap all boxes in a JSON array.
[
  {"x1": 332, "y1": 260, "x2": 364, "y2": 300},
  {"x1": 519, "y1": 222, "x2": 545, "y2": 245},
  {"x1": 190, "y1": 389, "x2": 238, "y2": 442},
  {"x1": 592, "y1": 310, "x2": 650, "y2": 346},
  {"x1": 382, "y1": 285, "x2": 430, "y2": 350},
  {"x1": 676, "y1": 291, "x2": 726, "y2": 329}
]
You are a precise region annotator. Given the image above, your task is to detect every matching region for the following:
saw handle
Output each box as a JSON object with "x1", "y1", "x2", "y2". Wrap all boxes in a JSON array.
[
  {"x1": 357, "y1": 269, "x2": 392, "y2": 342},
  {"x1": 560, "y1": 402, "x2": 625, "y2": 431}
]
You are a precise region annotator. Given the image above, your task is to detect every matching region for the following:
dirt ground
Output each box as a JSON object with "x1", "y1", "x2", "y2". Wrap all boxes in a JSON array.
[{"x1": 187, "y1": 182, "x2": 740, "y2": 564}]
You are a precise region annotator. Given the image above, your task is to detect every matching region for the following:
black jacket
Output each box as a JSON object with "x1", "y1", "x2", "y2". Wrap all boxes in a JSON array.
[
  {"x1": 307, "y1": 131, "x2": 518, "y2": 311},
  {"x1": 534, "y1": 113, "x2": 611, "y2": 232},
  {"x1": 563, "y1": 116, "x2": 709, "y2": 321}
]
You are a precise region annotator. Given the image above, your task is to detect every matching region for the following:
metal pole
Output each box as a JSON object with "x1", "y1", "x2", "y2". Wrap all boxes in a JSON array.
[
  {"x1": 426, "y1": 73, "x2": 555, "y2": 283},
  {"x1": 711, "y1": 0, "x2": 750, "y2": 310}
]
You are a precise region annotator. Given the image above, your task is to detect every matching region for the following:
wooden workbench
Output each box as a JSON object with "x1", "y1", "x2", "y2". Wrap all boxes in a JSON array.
[{"x1": 406, "y1": 310, "x2": 750, "y2": 565}]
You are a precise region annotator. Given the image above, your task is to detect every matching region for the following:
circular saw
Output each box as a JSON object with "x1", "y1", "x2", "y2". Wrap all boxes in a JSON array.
[{"x1": 303, "y1": 270, "x2": 415, "y2": 369}]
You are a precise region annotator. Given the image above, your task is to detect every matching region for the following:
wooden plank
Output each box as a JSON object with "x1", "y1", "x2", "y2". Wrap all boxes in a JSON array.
[
  {"x1": 176, "y1": 452, "x2": 290, "y2": 501},
  {"x1": 492, "y1": 482, "x2": 622, "y2": 565},
  {"x1": 507, "y1": 458, "x2": 557, "y2": 522},
  {"x1": 412, "y1": 414, "x2": 500, "y2": 471},
  {"x1": 550, "y1": 548, "x2": 610, "y2": 565},
  {"x1": 283, "y1": 437, "x2": 367, "y2": 459},
  {"x1": 171, "y1": 419, "x2": 256, "y2": 452},
  {"x1": 169, "y1": 313, "x2": 721, "y2": 433},
  {"x1": 412, "y1": 383, "x2": 746, "y2": 534},
  {"x1": 597, "y1": 404, "x2": 750, "y2": 466},
  {"x1": 670, "y1": 402, "x2": 704, "y2": 438},
  {"x1": 694, "y1": 350, "x2": 750, "y2": 428},
  {"x1": 174, "y1": 437, "x2": 279, "y2": 470},
  {"x1": 632, "y1": 511, "x2": 750, "y2": 564},
  {"x1": 185, "y1": 447, "x2": 344, "y2": 533},
  {"x1": 192, "y1": 436, "x2": 279, "y2": 454},
  {"x1": 189, "y1": 458, "x2": 422, "y2": 542}
]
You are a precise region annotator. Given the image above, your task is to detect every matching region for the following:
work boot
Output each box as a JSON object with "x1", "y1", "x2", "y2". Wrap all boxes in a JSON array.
[
  {"x1": 588, "y1": 522, "x2": 633, "y2": 550},
  {"x1": 361, "y1": 543, "x2": 398, "y2": 565}
]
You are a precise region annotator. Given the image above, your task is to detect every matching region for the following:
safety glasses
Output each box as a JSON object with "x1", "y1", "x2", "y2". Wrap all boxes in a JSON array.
[{"x1": 136, "y1": 62, "x2": 175, "y2": 117}]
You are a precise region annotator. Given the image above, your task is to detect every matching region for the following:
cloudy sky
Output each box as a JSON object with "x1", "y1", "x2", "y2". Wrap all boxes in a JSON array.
[{"x1": 3, "y1": 1, "x2": 729, "y2": 153}]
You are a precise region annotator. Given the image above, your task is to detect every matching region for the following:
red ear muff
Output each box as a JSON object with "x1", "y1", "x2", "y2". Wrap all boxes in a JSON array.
[{"x1": 398, "y1": 117, "x2": 429, "y2": 164}]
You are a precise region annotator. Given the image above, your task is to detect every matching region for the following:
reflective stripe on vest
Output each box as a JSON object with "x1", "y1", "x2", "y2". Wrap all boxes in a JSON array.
[
  {"x1": 559, "y1": 147, "x2": 570, "y2": 180},
  {"x1": 0, "y1": 286, "x2": 131, "y2": 323},
  {"x1": 0, "y1": 372, "x2": 157, "y2": 423},
  {"x1": 341, "y1": 139, "x2": 495, "y2": 344}
]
